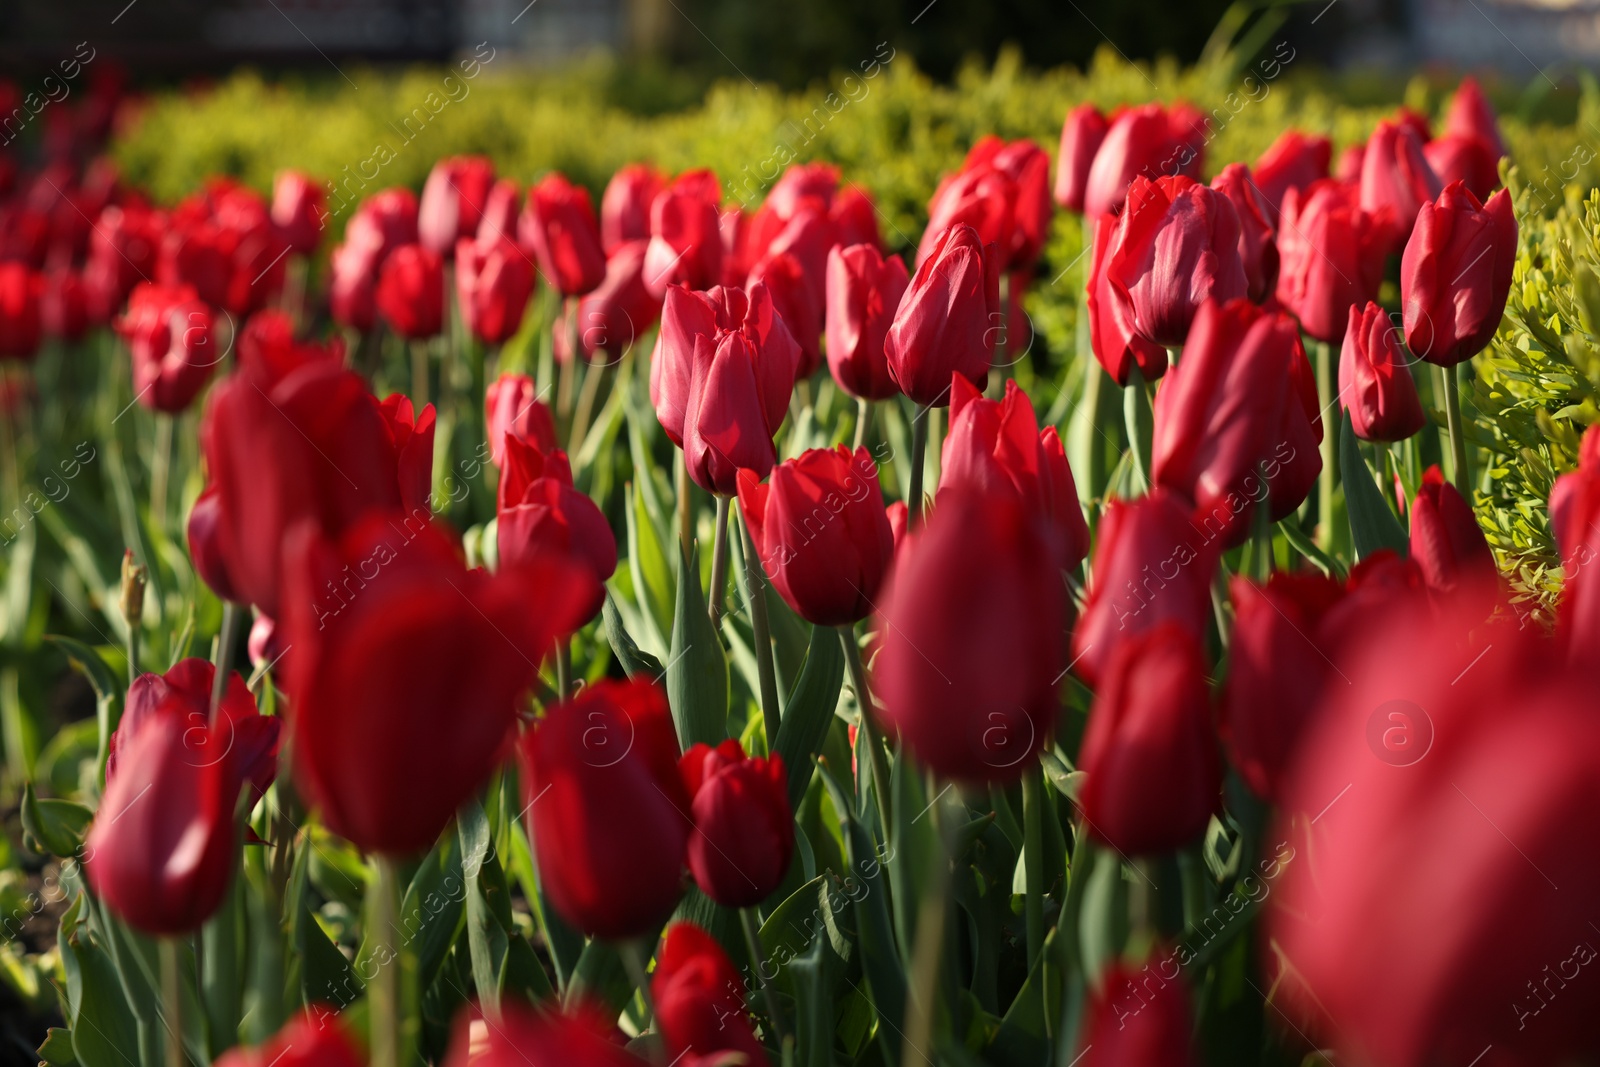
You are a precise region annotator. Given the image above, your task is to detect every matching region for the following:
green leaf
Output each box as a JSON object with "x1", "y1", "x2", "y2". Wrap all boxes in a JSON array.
[
  {"x1": 288, "y1": 841, "x2": 361, "y2": 1010},
  {"x1": 789, "y1": 934, "x2": 837, "y2": 1067},
  {"x1": 21, "y1": 784, "x2": 92, "y2": 858},
  {"x1": 460, "y1": 801, "x2": 509, "y2": 1015},
  {"x1": 1340, "y1": 411, "x2": 1409, "y2": 559},
  {"x1": 756, "y1": 874, "x2": 829, "y2": 994},
  {"x1": 666, "y1": 541, "x2": 728, "y2": 750},
  {"x1": 44, "y1": 635, "x2": 122, "y2": 784},
  {"x1": 402, "y1": 828, "x2": 468, "y2": 993},
  {"x1": 602, "y1": 595, "x2": 664, "y2": 677},
  {"x1": 626, "y1": 479, "x2": 674, "y2": 652},
  {"x1": 59, "y1": 927, "x2": 141, "y2": 1067},
  {"x1": 37, "y1": 1027, "x2": 79, "y2": 1067},
  {"x1": 774, "y1": 625, "x2": 845, "y2": 810}
]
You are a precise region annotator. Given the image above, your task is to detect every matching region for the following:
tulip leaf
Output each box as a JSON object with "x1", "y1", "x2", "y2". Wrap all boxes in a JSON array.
[
  {"x1": 460, "y1": 801, "x2": 510, "y2": 1015},
  {"x1": 602, "y1": 595, "x2": 663, "y2": 678},
  {"x1": 667, "y1": 541, "x2": 729, "y2": 750},
  {"x1": 200, "y1": 856, "x2": 246, "y2": 1055},
  {"x1": 20, "y1": 784, "x2": 92, "y2": 858},
  {"x1": 1338, "y1": 412, "x2": 1409, "y2": 560},
  {"x1": 58, "y1": 925, "x2": 141, "y2": 1067},
  {"x1": 288, "y1": 840, "x2": 361, "y2": 1009},
  {"x1": 755, "y1": 874, "x2": 829, "y2": 995},
  {"x1": 402, "y1": 827, "x2": 468, "y2": 995},
  {"x1": 1076, "y1": 843, "x2": 1129, "y2": 987},
  {"x1": 44, "y1": 634, "x2": 123, "y2": 782},
  {"x1": 1122, "y1": 365, "x2": 1155, "y2": 494},
  {"x1": 626, "y1": 480, "x2": 674, "y2": 654},
  {"x1": 568, "y1": 938, "x2": 636, "y2": 1015},
  {"x1": 789, "y1": 933, "x2": 839, "y2": 1067},
  {"x1": 996, "y1": 925, "x2": 1067, "y2": 1045},
  {"x1": 774, "y1": 624, "x2": 846, "y2": 810},
  {"x1": 36, "y1": 1027, "x2": 78, "y2": 1067}
]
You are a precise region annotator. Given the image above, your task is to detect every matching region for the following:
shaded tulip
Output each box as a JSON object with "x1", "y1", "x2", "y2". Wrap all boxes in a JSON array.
[
  {"x1": 41, "y1": 269, "x2": 89, "y2": 342},
  {"x1": 457, "y1": 235, "x2": 536, "y2": 345},
  {"x1": 874, "y1": 487, "x2": 1063, "y2": 782},
  {"x1": 984, "y1": 137, "x2": 1053, "y2": 272},
  {"x1": 187, "y1": 486, "x2": 241, "y2": 604},
  {"x1": 237, "y1": 308, "x2": 343, "y2": 386},
  {"x1": 916, "y1": 157, "x2": 1014, "y2": 270},
  {"x1": 1552, "y1": 427, "x2": 1600, "y2": 661},
  {"x1": 653, "y1": 924, "x2": 771, "y2": 1067},
  {"x1": 747, "y1": 249, "x2": 821, "y2": 379},
  {"x1": 644, "y1": 170, "x2": 723, "y2": 297},
  {"x1": 281, "y1": 512, "x2": 593, "y2": 856},
  {"x1": 737, "y1": 445, "x2": 895, "y2": 626},
  {"x1": 116, "y1": 282, "x2": 216, "y2": 413},
  {"x1": 1401, "y1": 182, "x2": 1516, "y2": 366},
  {"x1": 214, "y1": 1011, "x2": 364, "y2": 1067},
  {"x1": 85, "y1": 706, "x2": 235, "y2": 935},
  {"x1": 680, "y1": 740, "x2": 792, "y2": 907},
  {"x1": 443, "y1": 1000, "x2": 646, "y2": 1067},
  {"x1": 474, "y1": 177, "x2": 521, "y2": 243},
  {"x1": 1251, "y1": 130, "x2": 1332, "y2": 222},
  {"x1": 1210, "y1": 163, "x2": 1278, "y2": 303},
  {"x1": 1358, "y1": 119, "x2": 1443, "y2": 245},
  {"x1": 558, "y1": 239, "x2": 663, "y2": 362},
  {"x1": 1339, "y1": 301, "x2": 1425, "y2": 441},
  {"x1": 497, "y1": 434, "x2": 617, "y2": 625},
  {"x1": 1444, "y1": 76, "x2": 1508, "y2": 162},
  {"x1": 1102, "y1": 175, "x2": 1247, "y2": 348},
  {"x1": 1054, "y1": 103, "x2": 1110, "y2": 213},
  {"x1": 519, "y1": 679, "x2": 691, "y2": 939},
  {"x1": 1074, "y1": 955, "x2": 1201, "y2": 1067},
  {"x1": 1078, "y1": 622, "x2": 1219, "y2": 854},
  {"x1": 485, "y1": 372, "x2": 558, "y2": 466},
  {"x1": 740, "y1": 164, "x2": 837, "y2": 273},
  {"x1": 825, "y1": 243, "x2": 909, "y2": 401},
  {"x1": 0, "y1": 263, "x2": 43, "y2": 359},
  {"x1": 1072, "y1": 488, "x2": 1217, "y2": 689},
  {"x1": 520, "y1": 172, "x2": 607, "y2": 297},
  {"x1": 601, "y1": 163, "x2": 665, "y2": 254},
  {"x1": 941, "y1": 375, "x2": 1089, "y2": 570},
  {"x1": 378, "y1": 393, "x2": 437, "y2": 515},
  {"x1": 884, "y1": 223, "x2": 998, "y2": 407},
  {"x1": 156, "y1": 217, "x2": 231, "y2": 310},
  {"x1": 346, "y1": 186, "x2": 419, "y2": 259},
  {"x1": 1275, "y1": 179, "x2": 1389, "y2": 343},
  {"x1": 830, "y1": 183, "x2": 881, "y2": 251},
  {"x1": 418, "y1": 155, "x2": 495, "y2": 255},
  {"x1": 1082, "y1": 103, "x2": 1207, "y2": 221},
  {"x1": 85, "y1": 204, "x2": 163, "y2": 316},
  {"x1": 271, "y1": 170, "x2": 325, "y2": 254},
  {"x1": 327, "y1": 241, "x2": 380, "y2": 332},
  {"x1": 1087, "y1": 214, "x2": 1168, "y2": 385},
  {"x1": 376, "y1": 243, "x2": 445, "y2": 339},
  {"x1": 1409, "y1": 465, "x2": 1498, "y2": 605},
  {"x1": 1423, "y1": 134, "x2": 1499, "y2": 201}
]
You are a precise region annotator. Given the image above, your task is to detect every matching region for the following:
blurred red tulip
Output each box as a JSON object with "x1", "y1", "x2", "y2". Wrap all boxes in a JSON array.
[
  {"x1": 457, "y1": 235, "x2": 536, "y2": 345},
  {"x1": 214, "y1": 1010, "x2": 364, "y2": 1067},
  {"x1": 747, "y1": 249, "x2": 821, "y2": 378},
  {"x1": 520, "y1": 172, "x2": 607, "y2": 297},
  {"x1": 916, "y1": 154, "x2": 1014, "y2": 270},
  {"x1": 1210, "y1": 163, "x2": 1278, "y2": 303},
  {"x1": 601, "y1": 163, "x2": 666, "y2": 254},
  {"x1": 376, "y1": 243, "x2": 445, "y2": 339},
  {"x1": 187, "y1": 486, "x2": 241, "y2": 604},
  {"x1": 116, "y1": 282, "x2": 216, "y2": 413},
  {"x1": 1339, "y1": 301, "x2": 1425, "y2": 441},
  {"x1": 825, "y1": 242, "x2": 908, "y2": 401},
  {"x1": 884, "y1": 223, "x2": 998, "y2": 407},
  {"x1": 1444, "y1": 76, "x2": 1508, "y2": 162},
  {"x1": 1401, "y1": 182, "x2": 1516, "y2": 366},
  {"x1": 419, "y1": 155, "x2": 495, "y2": 255},
  {"x1": 1054, "y1": 103, "x2": 1110, "y2": 213},
  {"x1": 0, "y1": 263, "x2": 44, "y2": 360},
  {"x1": 680, "y1": 739, "x2": 792, "y2": 907},
  {"x1": 1082, "y1": 102, "x2": 1207, "y2": 220},
  {"x1": 346, "y1": 186, "x2": 419, "y2": 260},
  {"x1": 830, "y1": 183, "x2": 881, "y2": 251},
  {"x1": 271, "y1": 170, "x2": 325, "y2": 255},
  {"x1": 1074, "y1": 955, "x2": 1201, "y2": 1067},
  {"x1": 237, "y1": 308, "x2": 343, "y2": 386},
  {"x1": 1409, "y1": 465, "x2": 1498, "y2": 608},
  {"x1": 557, "y1": 239, "x2": 663, "y2": 363},
  {"x1": 1358, "y1": 119, "x2": 1443, "y2": 247},
  {"x1": 1251, "y1": 130, "x2": 1332, "y2": 223},
  {"x1": 41, "y1": 269, "x2": 89, "y2": 342},
  {"x1": 377, "y1": 393, "x2": 437, "y2": 515},
  {"x1": 1423, "y1": 134, "x2": 1499, "y2": 201},
  {"x1": 443, "y1": 1000, "x2": 646, "y2": 1067},
  {"x1": 84, "y1": 203, "x2": 163, "y2": 318},
  {"x1": 497, "y1": 434, "x2": 616, "y2": 624},
  {"x1": 328, "y1": 241, "x2": 380, "y2": 332},
  {"x1": 645, "y1": 170, "x2": 724, "y2": 298},
  {"x1": 475, "y1": 177, "x2": 521, "y2": 244},
  {"x1": 652, "y1": 922, "x2": 771, "y2": 1067},
  {"x1": 485, "y1": 372, "x2": 558, "y2": 466},
  {"x1": 1275, "y1": 178, "x2": 1389, "y2": 343}
]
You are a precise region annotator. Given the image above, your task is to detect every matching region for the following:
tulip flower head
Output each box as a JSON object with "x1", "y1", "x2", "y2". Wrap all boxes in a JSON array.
[
  {"x1": 680, "y1": 740, "x2": 793, "y2": 907},
  {"x1": 1401, "y1": 182, "x2": 1516, "y2": 366}
]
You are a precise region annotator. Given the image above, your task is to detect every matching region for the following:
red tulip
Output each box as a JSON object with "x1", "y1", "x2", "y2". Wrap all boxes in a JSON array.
[
  {"x1": 162, "y1": 181, "x2": 291, "y2": 316},
  {"x1": 1101, "y1": 175, "x2": 1247, "y2": 348},
  {"x1": 1251, "y1": 130, "x2": 1332, "y2": 223},
  {"x1": 824, "y1": 242, "x2": 908, "y2": 401},
  {"x1": 41, "y1": 269, "x2": 89, "y2": 342},
  {"x1": 747, "y1": 249, "x2": 820, "y2": 379},
  {"x1": 475, "y1": 177, "x2": 521, "y2": 244},
  {"x1": 680, "y1": 740, "x2": 792, "y2": 907},
  {"x1": 84, "y1": 203, "x2": 164, "y2": 318},
  {"x1": 1074, "y1": 955, "x2": 1200, "y2": 1067},
  {"x1": 740, "y1": 164, "x2": 836, "y2": 271},
  {"x1": 1077, "y1": 622, "x2": 1219, "y2": 855},
  {"x1": 601, "y1": 163, "x2": 665, "y2": 254},
  {"x1": 1401, "y1": 182, "x2": 1516, "y2": 366},
  {"x1": 983, "y1": 137, "x2": 1054, "y2": 272},
  {"x1": 644, "y1": 170, "x2": 723, "y2": 298},
  {"x1": 457, "y1": 235, "x2": 536, "y2": 345},
  {"x1": 1274, "y1": 179, "x2": 1389, "y2": 343},
  {"x1": 1358, "y1": 119, "x2": 1443, "y2": 246},
  {"x1": 157, "y1": 216, "x2": 231, "y2": 310},
  {"x1": 1152, "y1": 299, "x2": 1322, "y2": 543},
  {"x1": 84, "y1": 703, "x2": 235, "y2": 935},
  {"x1": 485, "y1": 372, "x2": 558, "y2": 467},
  {"x1": 327, "y1": 241, "x2": 381, "y2": 332},
  {"x1": 884, "y1": 223, "x2": 998, "y2": 407},
  {"x1": 1054, "y1": 103, "x2": 1110, "y2": 213},
  {"x1": 199, "y1": 362, "x2": 429, "y2": 616},
  {"x1": 1423, "y1": 134, "x2": 1499, "y2": 201},
  {"x1": 557, "y1": 239, "x2": 663, "y2": 363},
  {"x1": 1087, "y1": 214, "x2": 1168, "y2": 385},
  {"x1": 519, "y1": 679, "x2": 690, "y2": 939},
  {"x1": 376, "y1": 243, "x2": 445, "y2": 339},
  {"x1": 497, "y1": 434, "x2": 617, "y2": 625},
  {"x1": 653, "y1": 922, "x2": 771, "y2": 1067},
  {"x1": 377, "y1": 393, "x2": 437, "y2": 515},
  {"x1": 237, "y1": 308, "x2": 344, "y2": 386},
  {"x1": 443, "y1": 1000, "x2": 647, "y2": 1067},
  {"x1": 1409, "y1": 465, "x2": 1498, "y2": 607},
  {"x1": 941, "y1": 375, "x2": 1089, "y2": 570},
  {"x1": 116, "y1": 282, "x2": 216, "y2": 413},
  {"x1": 1339, "y1": 301, "x2": 1425, "y2": 441},
  {"x1": 1071, "y1": 488, "x2": 1217, "y2": 689},
  {"x1": 271, "y1": 170, "x2": 325, "y2": 255},
  {"x1": 916, "y1": 156, "x2": 1014, "y2": 271},
  {"x1": 281, "y1": 512, "x2": 592, "y2": 856},
  {"x1": 214, "y1": 1010, "x2": 364, "y2": 1067},
  {"x1": 0, "y1": 263, "x2": 43, "y2": 360},
  {"x1": 830, "y1": 183, "x2": 881, "y2": 252},
  {"x1": 1444, "y1": 76, "x2": 1508, "y2": 162},
  {"x1": 1553, "y1": 429, "x2": 1600, "y2": 661},
  {"x1": 1268, "y1": 605, "x2": 1599, "y2": 1067},
  {"x1": 346, "y1": 186, "x2": 419, "y2": 259},
  {"x1": 736, "y1": 445, "x2": 895, "y2": 626},
  {"x1": 1210, "y1": 163, "x2": 1278, "y2": 303},
  {"x1": 187, "y1": 486, "x2": 241, "y2": 604},
  {"x1": 519, "y1": 172, "x2": 607, "y2": 297},
  {"x1": 1082, "y1": 103, "x2": 1207, "y2": 221},
  {"x1": 418, "y1": 155, "x2": 495, "y2": 255},
  {"x1": 874, "y1": 486, "x2": 1063, "y2": 782}
]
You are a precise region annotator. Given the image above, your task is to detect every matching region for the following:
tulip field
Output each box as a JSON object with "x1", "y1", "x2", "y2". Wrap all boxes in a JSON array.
[{"x1": 3, "y1": 29, "x2": 1600, "y2": 1067}]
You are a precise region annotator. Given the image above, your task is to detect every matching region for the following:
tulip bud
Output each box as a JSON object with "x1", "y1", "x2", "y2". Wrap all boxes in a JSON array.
[
  {"x1": 1339, "y1": 301, "x2": 1425, "y2": 441},
  {"x1": 214, "y1": 1011, "x2": 365, "y2": 1067},
  {"x1": 830, "y1": 183, "x2": 881, "y2": 251},
  {"x1": 1274, "y1": 179, "x2": 1388, "y2": 343},
  {"x1": 559, "y1": 240, "x2": 662, "y2": 363},
  {"x1": 187, "y1": 487, "x2": 241, "y2": 604},
  {"x1": 119, "y1": 549, "x2": 146, "y2": 631},
  {"x1": 376, "y1": 243, "x2": 445, "y2": 340},
  {"x1": 644, "y1": 170, "x2": 724, "y2": 298},
  {"x1": 86, "y1": 204, "x2": 163, "y2": 317},
  {"x1": 1210, "y1": 163, "x2": 1278, "y2": 303},
  {"x1": 1423, "y1": 134, "x2": 1500, "y2": 201},
  {"x1": 884, "y1": 223, "x2": 998, "y2": 407},
  {"x1": 328, "y1": 241, "x2": 380, "y2": 332},
  {"x1": 418, "y1": 155, "x2": 496, "y2": 256},
  {"x1": 271, "y1": 170, "x2": 326, "y2": 255},
  {"x1": 1082, "y1": 103, "x2": 1207, "y2": 221},
  {"x1": 1401, "y1": 182, "x2": 1516, "y2": 366},
  {"x1": 116, "y1": 282, "x2": 216, "y2": 413},
  {"x1": 519, "y1": 679, "x2": 691, "y2": 939},
  {"x1": 1054, "y1": 103, "x2": 1109, "y2": 213},
  {"x1": 1078, "y1": 622, "x2": 1220, "y2": 854},
  {"x1": 679, "y1": 740, "x2": 792, "y2": 907},
  {"x1": 652, "y1": 923, "x2": 771, "y2": 1067},
  {"x1": 737, "y1": 445, "x2": 894, "y2": 627},
  {"x1": 347, "y1": 186, "x2": 419, "y2": 259},
  {"x1": 601, "y1": 163, "x2": 666, "y2": 254},
  {"x1": 485, "y1": 372, "x2": 558, "y2": 467},
  {"x1": 1251, "y1": 130, "x2": 1332, "y2": 224},
  {"x1": 1087, "y1": 214, "x2": 1168, "y2": 385},
  {"x1": 875, "y1": 487, "x2": 1064, "y2": 782},
  {"x1": 1409, "y1": 465, "x2": 1499, "y2": 611},
  {"x1": 1073, "y1": 955, "x2": 1201, "y2": 1067},
  {"x1": 1358, "y1": 119, "x2": 1443, "y2": 246},
  {"x1": 41, "y1": 269, "x2": 89, "y2": 343},
  {"x1": 1072, "y1": 488, "x2": 1217, "y2": 689},
  {"x1": 1444, "y1": 76, "x2": 1508, "y2": 163},
  {"x1": 519, "y1": 172, "x2": 607, "y2": 297},
  {"x1": 747, "y1": 249, "x2": 821, "y2": 379},
  {"x1": 442, "y1": 1000, "x2": 647, "y2": 1067},
  {"x1": 475, "y1": 177, "x2": 521, "y2": 244},
  {"x1": 237, "y1": 308, "x2": 343, "y2": 386},
  {"x1": 986, "y1": 137, "x2": 1053, "y2": 273},
  {"x1": 824, "y1": 243, "x2": 908, "y2": 401},
  {"x1": 456, "y1": 235, "x2": 536, "y2": 345},
  {"x1": 497, "y1": 434, "x2": 617, "y2": 625},
  {"x1": 915, "y1": 158, "x2": 1014, "y2": 270},
  {"x1": 377, "y1": 394, "x2": 437, "y2": 516}
]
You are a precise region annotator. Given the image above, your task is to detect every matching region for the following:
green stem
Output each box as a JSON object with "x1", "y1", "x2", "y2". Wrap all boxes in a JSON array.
[
  {"x1": 1316, "y1": 340, "x2": 1337, "y2": 550},
  {"x1": 569, "y1": 355, "x2": 607, "y2": 457},
  {"x1": 903, "y1": 777, "x2": 950, "y2": 1066},
  {"x1": 1210, "y1": 566, "x2": 1233, "y2": 652},
  {"x1": 150, "y1": 415, "x2": 172, "y2": 535},
  {"x1": 209, "y1": 603, "x2": 240, "y2": 725},
  {"x1": 739, "y1": 516, "x2": 781, "y2": 749},
  {"x1": 618, "y1": 939, "x2": 659, "y2": 1033},
  {"x1": 1021, "y1": 764, "x2": 1046, "y2": 967},
  {"x1": 741, "y1": 907, "x2": 788, "y2": 1045},
  {"x1": 159, "y1": 938, "x2": 184, "y2": 1067},
  {"x1": 708, "y1": 496, "x2": 731, "y2": 627},
  {"x1": 838, "y1": 627, "x2": 894, "y2": 840},
  {"x1": 1123, "y1": 363, "x2": 1153, "y2": 495},
  {"x1": 554, "y1": 639, "x2": 573, "y2": 702},
  {"x1": 410, "y1": 339, "x2": 430, "y2": 409},
  {"x1": 1081, "y1": 356, "x2": 1108, "y2": 502},
  {"x1": 1439, "y1": 363, "x2": 1472, "y2": 498},
  {"x1": 907, "y1": 413, "x2": 929, "y2": 528},
  {"x1": 853, "y1": 396, "x2": 872, "y2": 451},
  {"x1": 369, "y1": 856, "x2": 405, "y2": 1067},
  {"x1": 557, "y1": 298, "x2": 579, "y2": 421}
]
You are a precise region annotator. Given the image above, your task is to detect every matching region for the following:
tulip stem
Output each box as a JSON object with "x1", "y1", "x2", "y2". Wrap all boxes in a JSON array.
[
  {"x1": 1021, "y1": 764, "x2": 1046, "y2": 968},
  {"x1": 370, "y1": 855, "x2": 406, "y2": 1067},
  {"x1": 708, "y1": 496, "x2": 731, "y2": 627},
  {"x1": 853, "y1": 397, "x2": 872, "y2": 451},
  {"x1": 677, "y1": 454, "x2": 694, "y2": 556},
  {"x1": 1439, "y1": 364, "x2": 1473, "y2": 498},
  {"x1": 409, "y1": 339, "x2": 430, "y2": 409},
  {"x1": 741, "y1": 907, "x2": 788, "y2": 1046},
  {"x1": 739, "y1": 516, "x2": 782, "y2": 749},
  {"x1": 569, "y1": 357, "x2": 607, "y2": 457},
  {"x1": 554, "y1": 640, "x2": 573, "y2": 702},
  {"x1": 557, "y1": 298, "x2": 580, "y2": 419},
  {"x1": 209, "y1": 602, "x2": 240, "y2": 724},
  {"x1": 1316, "y1": 341, "x2": 1337, "y2": 550},
  {"x1": 907, "y1": 412, "x2": 929, "y2": 527},
  {"x1": 150, "y1": 413, "x2": 172, "y2": 535},
  {"x1": 1209, "y1": 567, "x2": 1233, "y2": 651},
  {"x1": 1123, "y1": 364, "x2": 1153, "y2": 494},
  {"x1": 158, "y1": 938, "x2": 184, "y2": 1067},
  {"x1": 618, "y1": 939, "x2": 658, "y2": 1027},
  {"x1": 903, "y1": 780, "x2": 951, "y2": 1067},
  {"x1": 838, "y1": 626, "x2": 894, "y2": 840}
]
